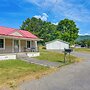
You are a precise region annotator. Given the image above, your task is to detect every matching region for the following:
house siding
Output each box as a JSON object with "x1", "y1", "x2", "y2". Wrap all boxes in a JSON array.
[
  {"x1": 21, "y1": 40, "x2": 26, "y2": 52},
  {"x1": 20, "y1": 40, "x2": 37, "y2": 52},
  {"x1": 46, "y1": 40, "x2": 69, "y2": 50},
  {"x1": 0, "y1": 38, "x2": 12, "y2": 53},
  {"x1": 5, "y1": 39, "x2": 12, "y2": 53}
]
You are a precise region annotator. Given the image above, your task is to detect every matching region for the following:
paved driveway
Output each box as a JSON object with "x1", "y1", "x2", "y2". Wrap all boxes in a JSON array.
[
  {"x1": 72, "y1": 52, "x2": 90, "y2": 59},
  {"x1": 18, "y1": 52, "x2": 90, "y2": 90}
]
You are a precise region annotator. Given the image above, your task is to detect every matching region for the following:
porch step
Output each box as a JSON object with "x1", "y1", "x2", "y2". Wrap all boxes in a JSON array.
[{"x1": 16, "y1": 53, "x2": 28, "y2": 59}]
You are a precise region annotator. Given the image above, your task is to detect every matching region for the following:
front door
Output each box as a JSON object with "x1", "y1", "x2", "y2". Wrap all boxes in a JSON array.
[{"x1": 14, "y1": 40, "x2": 19, "y2": 53}]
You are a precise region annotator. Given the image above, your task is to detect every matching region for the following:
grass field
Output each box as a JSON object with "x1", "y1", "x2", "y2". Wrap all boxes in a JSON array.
[
  {"x1": 0, "y1": 48, "x2": 79, "y2": 88},
  {"x1": 74, "y1": 48, "x2": 90, "y2": 53},
  {"x1": 36, "y1": 48, "x2": 78, "y2": 63},
  {"x1": 0, "y1": 60, "x2": 50, "y2": 87}
]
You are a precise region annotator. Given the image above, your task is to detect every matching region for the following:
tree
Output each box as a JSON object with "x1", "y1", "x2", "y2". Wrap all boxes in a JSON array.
[
  {"x1": 20, "y1": 17, "x2": 57, "y2": 43},
  {"x1": 80, "y1": 40, "x2": 87, "y2": 47},
  {"x1": 75, "y1": 39, "x2": 90, "y2": 48},
  {"x1": 57, "y1": 19, "x2": 79, "y2": 45},
  {"x1": 87, "y1": 40, "x2": 90, "y2": 48}
]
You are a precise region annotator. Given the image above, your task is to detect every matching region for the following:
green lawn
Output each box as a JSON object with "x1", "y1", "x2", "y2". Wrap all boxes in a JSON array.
[
  {"x1": 36, "y1": 49, "x2": 78, "y2": 63},
  {"x1": 0, "y1": 48, "x2": 79, "y2": 88},
  {"x1": 74, "y1": 48, "x2": 90, "y2": 53},
  {"x1": 0, "y1": 60, "x2": 49, "y2": 86}
]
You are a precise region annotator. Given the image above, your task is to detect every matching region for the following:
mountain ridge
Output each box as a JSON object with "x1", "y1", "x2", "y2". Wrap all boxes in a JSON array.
[{"x1": 76, "y1": 35, "x2": 90, "y2": 41}]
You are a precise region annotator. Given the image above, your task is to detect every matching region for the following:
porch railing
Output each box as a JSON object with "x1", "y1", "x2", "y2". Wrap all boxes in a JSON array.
[
  {"x1": 24, "y1": 47, "x2": 39, "y2": 52},
  {"x1": 0, "y1": 46, "x2": 39, "y2": 54}
]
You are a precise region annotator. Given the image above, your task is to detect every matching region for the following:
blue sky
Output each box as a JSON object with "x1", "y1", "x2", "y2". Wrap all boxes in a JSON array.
[{"x1": 0, "y1": 0, "x2": 90, "y2": 35}]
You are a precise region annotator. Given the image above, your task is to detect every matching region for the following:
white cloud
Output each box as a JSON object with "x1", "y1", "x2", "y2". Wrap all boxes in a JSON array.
[
  {"x1": 50, "y1": 0, "x2": 90, "y2": 22},
  {"x1": 25, "y1": 0, "x2": 63, "y2": 7},
  {"x1": 25, "y1": 0, "x2": 41, "y2": 6},
  {"x1": 79, "y1": 33, "x2": 90, "y2": 36},
  {"x1": 52, "y1": 22, "x2": 58, "y2": 25},
  {"x1": 34, "y1": 13, "x2": 48, "y2": 21},
  {"x1": 25, "y1": 0, "x2": 90, "y2": 22}
]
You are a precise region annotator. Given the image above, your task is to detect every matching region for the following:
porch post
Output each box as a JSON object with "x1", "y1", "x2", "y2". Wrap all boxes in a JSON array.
[
  {"x1": 35, "y1": 41, "x2": 38, "y2": 51},
  {"x1": 19, "y1": 40, "x2": 21, "y2": 52},
  {"x1": 12, "y1": 39, "x2": 14, "y2": 53}
]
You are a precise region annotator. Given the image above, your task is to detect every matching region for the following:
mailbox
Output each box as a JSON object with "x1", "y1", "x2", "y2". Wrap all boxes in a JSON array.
[
  {"x1": 63, "y1": 48, "x2": 73, "y2": 63},
  {"x1": 64, "y1": 48, "x2": 73, "y2": 53}
]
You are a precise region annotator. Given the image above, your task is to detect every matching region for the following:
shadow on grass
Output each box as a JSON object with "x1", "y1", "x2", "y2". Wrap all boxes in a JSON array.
[
  {"x1": 57, "y1": 60, "x2": 64, "y2": 63},
  {"x1": 58, "y1": 61, "x2": 75, "y2": 68}
]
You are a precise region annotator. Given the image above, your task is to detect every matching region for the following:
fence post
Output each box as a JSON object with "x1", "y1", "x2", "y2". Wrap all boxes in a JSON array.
[{"x1": 64, "y1": 52, "x2": 67, "y2": 63}]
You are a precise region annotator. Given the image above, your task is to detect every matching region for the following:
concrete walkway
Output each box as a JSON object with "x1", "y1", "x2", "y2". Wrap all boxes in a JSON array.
[
  {"x1": 18, "y1": 52, "x2": 90, "y2": 90},
  {"x1": 17, "y1": 53, "x2": 61, "y2": 68},
  {"x1": 22, "y1": 57, "x2": 60, "y2": 68}
]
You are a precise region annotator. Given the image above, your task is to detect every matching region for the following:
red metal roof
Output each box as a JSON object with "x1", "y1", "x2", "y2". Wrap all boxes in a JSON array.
[
  {"x1": 19, "y1": 30, "x2": 37, "y2": 38},
  {"x1": 0, "y1": 26, "x2": 38, "y2": 39}
]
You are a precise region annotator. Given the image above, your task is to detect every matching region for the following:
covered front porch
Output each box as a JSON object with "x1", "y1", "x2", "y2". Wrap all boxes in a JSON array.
[
  {"x1": 0, "y1": 38, "x2": 40, "y2": 60},
  {"x1": 0, "y1": 26, "x2": 42, "y2": 60},
  {"x1": 0, "y1": 38, "x2": 39, "y2": 54}
]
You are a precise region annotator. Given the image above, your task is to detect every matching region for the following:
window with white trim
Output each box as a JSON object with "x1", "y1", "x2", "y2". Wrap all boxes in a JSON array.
[
  {"x1": 0, "y1": 39, "x2": 4, "y2": 48},
  {"x1": 27, "y1": 41, "x2": 31, "y2": 48}
]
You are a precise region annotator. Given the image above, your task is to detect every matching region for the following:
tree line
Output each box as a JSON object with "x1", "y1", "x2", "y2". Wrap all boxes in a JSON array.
[
  {"x1": 76, "y1": 39, "x2": 90, "y2": 48},
  {"x1": 20, "y1": 17, "x2": 79, "y2": 45}
]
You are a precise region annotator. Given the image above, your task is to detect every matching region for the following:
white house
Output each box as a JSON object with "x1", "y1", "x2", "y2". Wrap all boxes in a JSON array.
[
  {"x1": 0, "y1": 26, "x2": 41, "y2": 60},
  {"x1": 45, "y1": 39, "x2": 69, "y2": 50}
]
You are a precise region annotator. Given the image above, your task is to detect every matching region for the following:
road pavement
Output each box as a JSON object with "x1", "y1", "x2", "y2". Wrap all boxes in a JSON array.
[{"x1": 18, "y1": 52, "x2": 90, "y2": 90}]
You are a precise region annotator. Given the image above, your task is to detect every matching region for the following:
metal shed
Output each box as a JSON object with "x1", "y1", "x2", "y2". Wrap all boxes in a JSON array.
[{"x1": 45, "y1": 39, "x2": 69, "y2": 50}]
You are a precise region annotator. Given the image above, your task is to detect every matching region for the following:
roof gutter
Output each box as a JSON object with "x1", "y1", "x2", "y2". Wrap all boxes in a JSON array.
[{"x1": 0, "y1": 35, "x2": 43, "y2": 41}]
